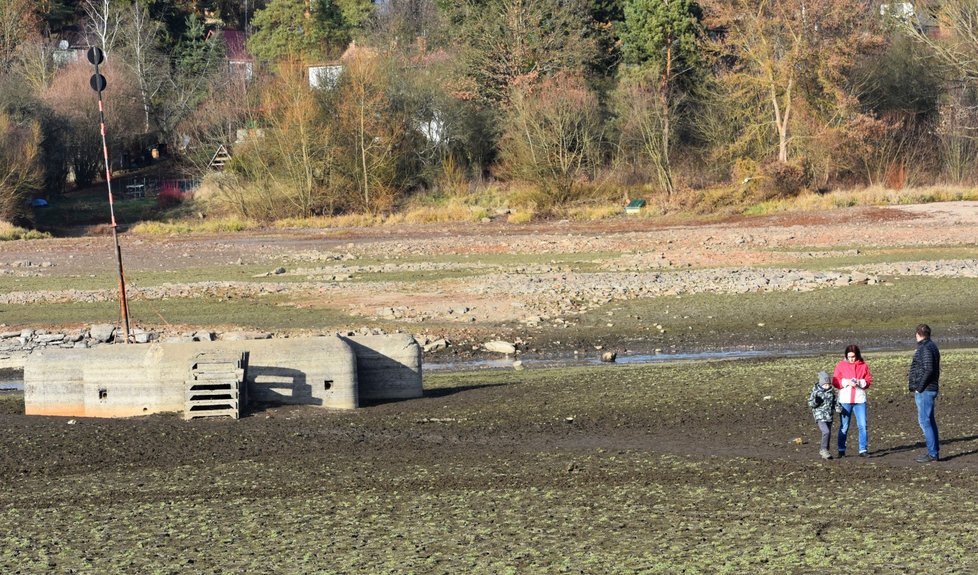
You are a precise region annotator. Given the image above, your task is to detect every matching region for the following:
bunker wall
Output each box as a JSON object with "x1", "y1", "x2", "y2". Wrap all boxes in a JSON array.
[
  {"x1": 342, "y1": 334, "x2": 423, "y2": 401},
  {"x1": 24, "y1": 336, "x2": 359, "y2": 417}
]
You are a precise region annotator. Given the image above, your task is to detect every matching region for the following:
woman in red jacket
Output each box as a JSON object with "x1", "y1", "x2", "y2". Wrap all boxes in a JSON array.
[{"x1": 833, "y1": 344, "x2": 873, "y2": 457}]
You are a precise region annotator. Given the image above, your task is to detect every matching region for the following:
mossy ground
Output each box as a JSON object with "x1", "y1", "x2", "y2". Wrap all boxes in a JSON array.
[{"x1": 2, "y1": 350, "x2": 977, "y2": 573}]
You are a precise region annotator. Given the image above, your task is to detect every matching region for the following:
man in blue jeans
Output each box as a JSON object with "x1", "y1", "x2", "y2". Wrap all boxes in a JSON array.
[{"x1": 909, "y1": 324, "x2": 941, "y2": 463}]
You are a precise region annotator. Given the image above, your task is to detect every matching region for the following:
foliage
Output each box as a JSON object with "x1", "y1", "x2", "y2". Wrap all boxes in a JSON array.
[
  {"x1": 714, "y1": 0, "x2": 882, "y2": 170},
  {"x1": 497, "y1": 73, "x2": 602, "y2": 207},
  {"x1": 247, "y1": 0, "x2": 354, "y2": 62},
  {"x1": 937, "y1": 85, "x2": 978, "y2": 184},
  {"x1": 0, "y1": 111, "x2": 41, "y2": 225},
  {"x1": 42, "y1": 60, "x2": 143, "y2": 188},
  {"x1": 224, "y1": 59, "x2": 333, "y2": 219},
  {"x1": 0, "y1": 220, "x2": 50, "y2": 240},
  {"x1": 156, "y1": 181, "x2": 190, "y2": 209},
  {"x1": 756, "y1": 159, "x2": 807, "y2": 200},
  {"x1": 449, "y1": 0, "x2": 599, "y2": 105},
  {"x1": 0, "y1": 0, "x2": 39, "y2": 70},
  {"x1": 327, "y1": 48, "x2": 413, "y2": 213},
  {"x1": 612, "y1": 72, "x2": 680, "y2": 197},
  {"x1": 898, "y1": 0, "x2": 978, "y2": 83},
  {"x1": 620, "y1": 0, "x2": 702, "y2": 85},
  {"x1": 5, "y1": 0, "x2": 978, "y2": 218},
  {"x1": 617, "y1": 0, "x2": 704, "y2": 197}
]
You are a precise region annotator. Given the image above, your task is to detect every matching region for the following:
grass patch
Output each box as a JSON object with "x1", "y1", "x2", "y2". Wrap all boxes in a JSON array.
[
  {"x1": 561, "y1": 276, "x2": 978, "y2": 351},
  {"x1": 744, "y1": 185, "x2": 978, "y2": 216},
  {"x1": 564, "y1": 203, "x2": 623, "y2": 221},
  {"x1": 0, "y1": 222, "x2": 50, "y2": 241},
  {"x1": 34, "y1": 188, "x2": 160, "y2": 229},
  {"x1": 0, "y1": 295, "x2": 360, "y2": 331},
  {"x1": 129, "y1": 217, "x2": 258, "y2": 234},
  {"x1": 760, "y1": 245, "x2": 978, "y2": 270}
]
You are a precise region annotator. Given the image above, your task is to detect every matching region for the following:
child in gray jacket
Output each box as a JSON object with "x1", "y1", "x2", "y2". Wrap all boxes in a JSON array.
[{"x1": 807, "y1": 371, "x2": 837, "y2": 460}]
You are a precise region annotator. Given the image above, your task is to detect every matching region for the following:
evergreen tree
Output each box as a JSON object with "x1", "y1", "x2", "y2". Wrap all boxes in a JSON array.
[
  {"x1": 620, "y1": 0, "x2": 702, "y2": 89},
  {"x1": 617, "y1": 0, "x2": 703, "y2": 196},
  {"x1": 248, "y1": 0, "x2": 354, "y2": 62}
]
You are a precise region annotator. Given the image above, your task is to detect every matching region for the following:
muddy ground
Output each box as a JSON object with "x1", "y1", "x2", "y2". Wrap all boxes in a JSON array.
[
  {"x1": 3, "y1": 350, "x2": 978, "y2": 572},
  {"x1": 3, "y1": 203, "x2": 978, "y2": 572}
]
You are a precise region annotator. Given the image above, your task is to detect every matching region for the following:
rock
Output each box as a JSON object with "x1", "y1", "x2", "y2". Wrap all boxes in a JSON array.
[
  {"x1": 376, "y1": 307, "x2": 397, "y2": 319},
  {"x1": 423, "y1": 339, "x2": 449, "y2": 352},
  {"x1": 513, "y1": 360, "x2": 524, "y2": 371},
  {"x1": 89, "y1": 324, "x2": 116, "y2": 343},
  {"x1": 273, "y1": 267, "x2": 286, "y2": 275},
  {"x1": 484, "y1": 340, "x2": 516, "y2": 354},
  {"x1": 134, "y1": 332, "x2": 153, "y2": 344},
  {"x1": 221, "y1": 331, "x2": 272, "y2": 341},
  {"x1": 36, "y1": 334, "x2": 65, "y2": 344},
  {"x1": 601, "y1": 351, "x2": 617, "y2": 362},
  {"x1": 192, "y1": 331, "x2": 214, "y2": 342}
]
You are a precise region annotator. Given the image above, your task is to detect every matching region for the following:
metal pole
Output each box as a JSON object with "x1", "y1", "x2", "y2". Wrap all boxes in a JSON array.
[{"x1": 93, "y1": 57, "x2": 132, "y2": 344}]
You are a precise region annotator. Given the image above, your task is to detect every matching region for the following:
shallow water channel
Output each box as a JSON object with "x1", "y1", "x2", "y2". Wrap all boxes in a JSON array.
[
  {"x1": 0, "y1": 350, "x2": 791, "y2": 391},
  {"x1": 424, "y1": 349, "x2": 796, "y2": 371}
]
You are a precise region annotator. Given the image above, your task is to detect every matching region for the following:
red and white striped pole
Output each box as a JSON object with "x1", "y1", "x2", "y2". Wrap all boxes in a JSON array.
[{"x1": 88, "y1": 47, "x2": 131, "y2": 344}]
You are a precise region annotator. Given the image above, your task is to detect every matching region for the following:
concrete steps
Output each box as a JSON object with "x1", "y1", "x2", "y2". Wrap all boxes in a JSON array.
[{"x1": 185, "y1": 351, "x2": 249, "y2": 420}]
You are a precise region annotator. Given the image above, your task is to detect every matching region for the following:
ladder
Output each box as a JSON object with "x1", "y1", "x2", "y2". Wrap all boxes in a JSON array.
[
  {"x1": 209, "y1": 144, "x2": 231, "y2": 169},
  {"x1": 184, "y1": 351, "x2": 249, "y2": 420}
]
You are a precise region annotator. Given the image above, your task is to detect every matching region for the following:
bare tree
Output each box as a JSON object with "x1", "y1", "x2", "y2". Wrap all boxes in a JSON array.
[
  {"x1": 899, "y1": 0, "x2": 978, "y2": 81},
  {"x1": 0, "y1": 112, "x2": 41, "y2": 224},
  {"x1": 0, "y1": 0, "x2": 38, "y2": 70},
  {"x1": 83, "y1": 0, "x2": 122, "y2": 56},
  {"x1": 119, "y1": 2, "x2": 166, "y2": 133},
  {"x1": 13, "y1": 33, "x2": 58, "y2": 93},
  {"x1": 498, "y1": 73, "x2": 602, "y2": 205}
]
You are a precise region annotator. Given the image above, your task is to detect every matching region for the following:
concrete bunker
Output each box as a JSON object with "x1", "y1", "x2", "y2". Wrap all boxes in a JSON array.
[{"x1": 23, "y1": 334, "x2": 422, "y2": 418}]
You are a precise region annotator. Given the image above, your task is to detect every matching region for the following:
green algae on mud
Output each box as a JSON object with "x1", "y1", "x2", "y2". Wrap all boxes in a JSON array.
[
  {"x1": 3, "y1": 350, "x2": 978, "y2": 573},
  {"x1": 560, "y1": 275, "x2": 978, "y2": 353}
]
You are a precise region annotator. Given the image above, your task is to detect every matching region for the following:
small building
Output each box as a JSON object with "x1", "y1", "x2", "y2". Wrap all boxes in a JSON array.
[
  {"x1": 221, "y1": 30, "x2": 254, "y2": 82},
  {"x1": 24, "y1": 335, "x2": 423, "y2": 418}
]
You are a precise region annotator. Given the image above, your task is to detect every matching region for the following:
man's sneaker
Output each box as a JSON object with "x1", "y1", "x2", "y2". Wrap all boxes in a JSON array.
[
  {"x1": 837, "y1": 451, "x2": 845, "y2": 458},
  {"x1": 858, "y1": 451, "x2": 870, "y2": 458},
  {"x1": 915, "y1": 453, "x2": 939, "y2": 463},
  {"x1": 819, "y1": 449, "x2": 832, "y2": 460}
]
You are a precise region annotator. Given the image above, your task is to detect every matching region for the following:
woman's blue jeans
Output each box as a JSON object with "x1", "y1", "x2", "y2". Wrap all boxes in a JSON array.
[
  {"x1": 915, "y1": 390, "x2": 940, "y2": 458},
  {"x1": 838, "y1": 402, "x2": 868, "y2": 454}
]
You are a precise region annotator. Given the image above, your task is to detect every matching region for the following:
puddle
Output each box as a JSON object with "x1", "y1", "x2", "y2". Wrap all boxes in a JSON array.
[
  {"x1": 0, "y1": 368, "x2": 23, "y2": 391},
  {"x1": 425, "y1": 349, "x2": 796, "y2": 372}
]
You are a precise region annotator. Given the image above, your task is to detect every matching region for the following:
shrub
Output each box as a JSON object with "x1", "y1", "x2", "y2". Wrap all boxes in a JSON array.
[
  {"x1": 157, "y1": 183, "x2": 189, "y2": 210},
  {"x1": 730, "y1": 157, "x2": 759, "y2": 193},
  {"x1": 497, "y1": 73, "x2": 602, "y2": 208},
  {"x1": 757, "y1": 160, "x2": 807, "y2": 200},
  {"x1": 507, "y1": 209, "x2": 535, "y2": 224},
  {"x1": 0, "y1": 221, "x2": 50, "y2": 240}
]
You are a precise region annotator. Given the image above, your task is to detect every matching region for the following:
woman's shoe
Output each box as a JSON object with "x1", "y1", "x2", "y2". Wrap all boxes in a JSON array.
[{"x1": 819, "y1": 449, "x2": 832, "y2": 460}]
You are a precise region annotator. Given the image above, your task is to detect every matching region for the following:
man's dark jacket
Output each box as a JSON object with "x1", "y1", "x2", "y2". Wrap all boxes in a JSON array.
[{"x1": 909, "y1": 337, "x2": 941, "y2": 393}]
